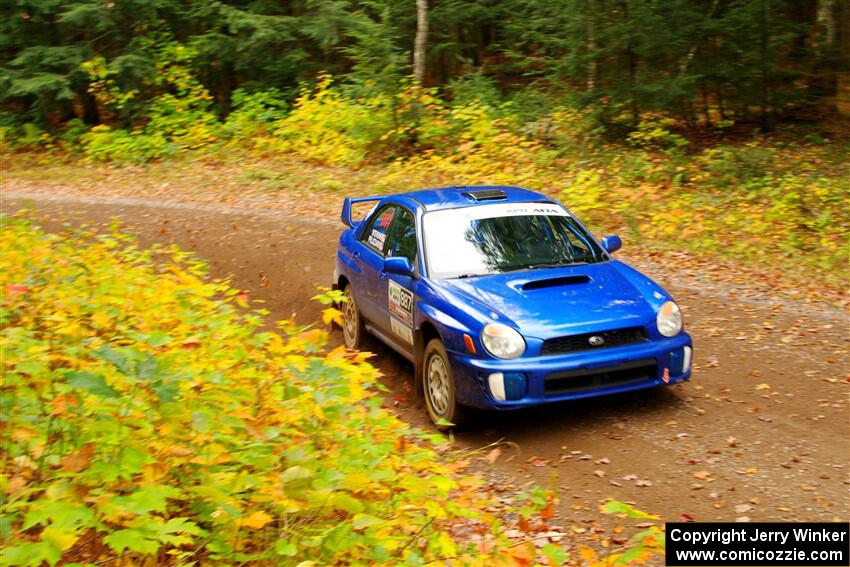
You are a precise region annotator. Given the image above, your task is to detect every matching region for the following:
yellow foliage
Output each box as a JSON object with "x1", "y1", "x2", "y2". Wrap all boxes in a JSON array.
[{"x1": 1, "y1": 217, "x2": 569, "y2": 566}]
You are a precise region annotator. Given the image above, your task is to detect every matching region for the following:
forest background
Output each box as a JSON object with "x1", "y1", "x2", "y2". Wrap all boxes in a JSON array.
[
  {"x1": 3, "y1": 0, "x2": 849, "y2": 295},
  {"x1": 2, "y1": 0, "x2": 849, "y2": 291}
]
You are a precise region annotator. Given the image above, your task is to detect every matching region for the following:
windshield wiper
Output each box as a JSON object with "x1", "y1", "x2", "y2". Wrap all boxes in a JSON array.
[{"x1": 524, "y1": 261, "x2": 588, "y2": 270}]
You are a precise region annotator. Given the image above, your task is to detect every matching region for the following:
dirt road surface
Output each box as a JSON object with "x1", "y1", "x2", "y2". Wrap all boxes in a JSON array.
[{"x1": 3, "y1": 192, "x2": 848, "y2": 528}]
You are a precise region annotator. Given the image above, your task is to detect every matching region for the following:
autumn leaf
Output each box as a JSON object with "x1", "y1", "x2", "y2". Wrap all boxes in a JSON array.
[
  {"x1": 485, "y1": 447, "x2": 502, "y2": 464},
  {"x1": 578, "y1": 545, "x2": 600, "y2": 564},
  {"x1": 322, "y1": 307, "x2": 344, "y2": 326},
  {"x1": 42, "y1": 527, "x2": 79, "y2": 551},
  {"x1": 239, "y1": 511, "x2": 274, "y2": 529},
  {"x1": 60, "y1": 444, "x2": 94, "y2": 473},
  {"x1": 505, "y1": 543, "x2": 535, "y2": 566},
  {"x1": 4, "y1": 476, "x2": 27, "y2": 495}
]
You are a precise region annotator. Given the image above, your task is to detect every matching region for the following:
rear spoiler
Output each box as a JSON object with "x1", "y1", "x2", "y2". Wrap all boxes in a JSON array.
[{"x1": 341, "y1": 196, "x2": 383, "y2": 228}]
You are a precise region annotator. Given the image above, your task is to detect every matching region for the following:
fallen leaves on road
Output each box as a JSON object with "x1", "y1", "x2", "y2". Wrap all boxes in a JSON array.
[{"x1": 485, "y1": 447, "x2": 502, "y2": 464}]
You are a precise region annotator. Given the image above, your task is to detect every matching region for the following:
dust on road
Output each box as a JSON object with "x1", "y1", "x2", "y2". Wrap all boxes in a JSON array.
[{"x1": 3, "y1": 192, "x2": 848, "y2": 527}]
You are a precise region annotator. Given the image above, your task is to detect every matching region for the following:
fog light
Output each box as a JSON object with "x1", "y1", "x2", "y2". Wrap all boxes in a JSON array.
[
  {"x1": 668, "y1": 346, "x2": 693, "y2": 375},
  {"x1": 488, "y1": 372, "x2": 527, "y2": 401}
]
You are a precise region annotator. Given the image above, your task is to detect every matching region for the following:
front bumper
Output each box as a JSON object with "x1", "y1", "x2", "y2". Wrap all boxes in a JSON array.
[{"x1": 449, "y1": 333, "x2": 693, "y2": 410}]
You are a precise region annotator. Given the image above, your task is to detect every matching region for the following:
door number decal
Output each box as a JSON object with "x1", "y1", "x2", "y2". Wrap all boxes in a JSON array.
[{"x1": 388, "y1": 280, "x2": 414, "y2": 326}]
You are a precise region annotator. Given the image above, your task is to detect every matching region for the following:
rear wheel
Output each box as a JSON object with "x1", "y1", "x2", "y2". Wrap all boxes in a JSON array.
[
  {"x1": 342, "y1": 285, "x2": 363, "y2": 349},
  {"x1": 423, "y1": 338, "x2": 466, "y2": 430}
]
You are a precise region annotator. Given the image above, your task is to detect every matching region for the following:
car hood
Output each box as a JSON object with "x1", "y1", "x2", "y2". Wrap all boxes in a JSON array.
[{"x1": 432, "y1": 261, "x2": 663, "y2": 339}]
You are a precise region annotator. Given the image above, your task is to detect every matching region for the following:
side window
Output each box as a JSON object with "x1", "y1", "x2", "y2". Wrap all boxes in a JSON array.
[
  {"x1": 360, "y1": 205, "x2": 397, "y2": 255},
  {"x1": 384, "y1": 208, "x2": 417, "y2": 264}
]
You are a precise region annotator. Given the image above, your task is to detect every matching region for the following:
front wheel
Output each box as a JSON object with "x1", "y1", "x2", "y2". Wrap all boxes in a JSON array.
[
  {"x1": 423, "y1": 338, "x2": 466, "y2": 430},
  {"x1": 341, "y1": 285, "x2": 363, "y2": 349}
]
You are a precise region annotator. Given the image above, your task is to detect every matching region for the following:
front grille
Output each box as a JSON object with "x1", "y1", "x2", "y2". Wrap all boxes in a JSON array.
[
  {"x1": 540, "y1": 326, "x2": 649, "y2": 355},
  {"x1": 544, "y1": 358, "x2": 657, "y2": 396}
]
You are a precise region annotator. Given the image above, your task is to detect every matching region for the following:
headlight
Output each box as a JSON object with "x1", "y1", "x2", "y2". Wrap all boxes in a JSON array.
[
  {"x1": 656, "y1": 301, "x2": 683, "y2": 337},
  {"x1": 481, "y1": 323, "x2": 525, "y2": 359}
]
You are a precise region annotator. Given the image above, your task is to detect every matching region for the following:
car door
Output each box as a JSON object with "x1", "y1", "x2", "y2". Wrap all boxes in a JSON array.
[
  {"x1": 375, "y1": 207, "x2": 418, "y2": 352},
  {"x1": 353, "y1": 204, "x2": 399, "y2": 325}
]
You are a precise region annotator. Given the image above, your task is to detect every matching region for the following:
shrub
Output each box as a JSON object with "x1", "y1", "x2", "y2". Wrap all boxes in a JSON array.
[
  {"x1": 1, "y1": 218, "x2": 547, "y2": 565},
  {"x1": 220, "y1": 89, "x2": 289, "y2": 141},
  {"x1": 265, "y1": 74, "x2": 394, "y2": 166}
]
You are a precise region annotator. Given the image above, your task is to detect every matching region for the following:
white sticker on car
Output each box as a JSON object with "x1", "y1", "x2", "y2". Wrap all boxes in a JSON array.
[
  {"x1": 390, "y1": 316, "x2": 414, "y2": 344},
  {"x1": 456, "y1": 203, "x2": 570, "y2": 220},
  {"x1": 367, "y1": 229, "x2": 386, "y2": 250},
  {"x1": 388, "y1": 280, "x2": 414, "y2": 326}
]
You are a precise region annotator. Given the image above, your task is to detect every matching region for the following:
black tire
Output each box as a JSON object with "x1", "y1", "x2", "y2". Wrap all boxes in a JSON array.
[
  {"x1": 422, "y1": 338, "x2": 467, "y2": 430},
  {"x1": 341, "y1": 285, "x2": 364, "y2": 349}
]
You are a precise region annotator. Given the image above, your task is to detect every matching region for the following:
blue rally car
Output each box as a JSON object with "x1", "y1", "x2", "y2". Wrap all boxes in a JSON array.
[{"x1": 333, "y1": 186, "x2": 693, "y2": 428}]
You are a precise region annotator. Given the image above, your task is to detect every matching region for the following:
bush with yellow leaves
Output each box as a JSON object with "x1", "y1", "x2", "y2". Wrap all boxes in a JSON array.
[{"x1": 2, "y1": 217, "x2": 572, "y2": 566}]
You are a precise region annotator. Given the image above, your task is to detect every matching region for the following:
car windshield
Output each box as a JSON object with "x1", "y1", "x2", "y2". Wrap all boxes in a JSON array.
[{"x1": 423, "y1": 202, "x2": 606, "y2": 279}]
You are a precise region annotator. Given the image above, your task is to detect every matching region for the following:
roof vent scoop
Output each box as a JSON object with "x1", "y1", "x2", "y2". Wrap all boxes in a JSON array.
[
  {"x1": 462, "y1": 189, "x2": 507, "y2": 201},
  {"x1": 522, "y1": 275, "x2": 590, "y2": 291}
]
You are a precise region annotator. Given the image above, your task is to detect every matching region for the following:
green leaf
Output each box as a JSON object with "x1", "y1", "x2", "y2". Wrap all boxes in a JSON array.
[
  {"x1": 430, "y1": 476, "x2": 457, "y2": 492},
  {"x1": 94, "y1": 346, "x2": 132, "y2": 375},
  {"x1": 104, "y1": 529, "x2": 160, "y2": 555},
  {"x1": 120, "y1": 485, "x2": 182, "y2": 514},
  {"x1": 274, "y1": 540, "x2": 297, "y2": 556},
  {"x1": 0, "y1": 513, "x2": 12, "y2": 541},
  {"x1": 330, "y1": 493, "x2": 363, "y2": 514},
  {"x1": 542, "y1": 543, "x2": 569, "y2": 564},
  {"x1": 153, "y1": 381, "x2": 179, "y2": 402},
  {"x1": 601, "y1": 499, "x2": 660, "y2": 520},
  {"x1": 65, "y1": 371, "x2": 120, "y2": 398},
  {"x1": 146, "y1": 331, "x2": 172, "y2": 347},
  {"x1": 118, "y1": 446, "x2": 153, "y2": 476},
  {"x1": 2, "y1": 541, "x2": 62, "y2": 566},
  {"x1": 15, "y1": 360, "x2": 47, "y2": 376},
  {"x1": 351, "y1": 514, "x2": 382, "y2": 529},
  {"x1": 281, "y1": 465, "x2": 313, "y2": 483}
]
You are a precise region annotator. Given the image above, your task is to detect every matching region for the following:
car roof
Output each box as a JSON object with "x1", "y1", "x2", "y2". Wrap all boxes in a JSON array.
[{"x1": 398, "y1": 186, "x2": 555, "y2": 212}]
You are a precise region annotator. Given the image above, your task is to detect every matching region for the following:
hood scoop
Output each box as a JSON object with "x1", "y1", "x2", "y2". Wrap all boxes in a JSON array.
[{"x1": 522, "y1": 275, "x2": 590, "y2": 291}]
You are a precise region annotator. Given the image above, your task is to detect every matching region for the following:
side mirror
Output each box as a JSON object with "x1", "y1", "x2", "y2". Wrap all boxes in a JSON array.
[
  {"x1": 601, "y1": 235, "x2": 622, "y2": 254},
  {"x1": 384, "y1": 256, "x2": 415, "y2": 276}
]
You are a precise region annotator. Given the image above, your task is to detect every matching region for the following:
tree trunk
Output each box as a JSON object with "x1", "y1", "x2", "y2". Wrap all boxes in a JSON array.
[
  {"x1": 817, "y1": 0, "x2": 836, "y2": 46},
  {"x1": 679, "y1": 0, "x2": 720, "y2": 77},
  {"x1": 414, "y1": 0, "x2": 429, "y2": 85}
]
